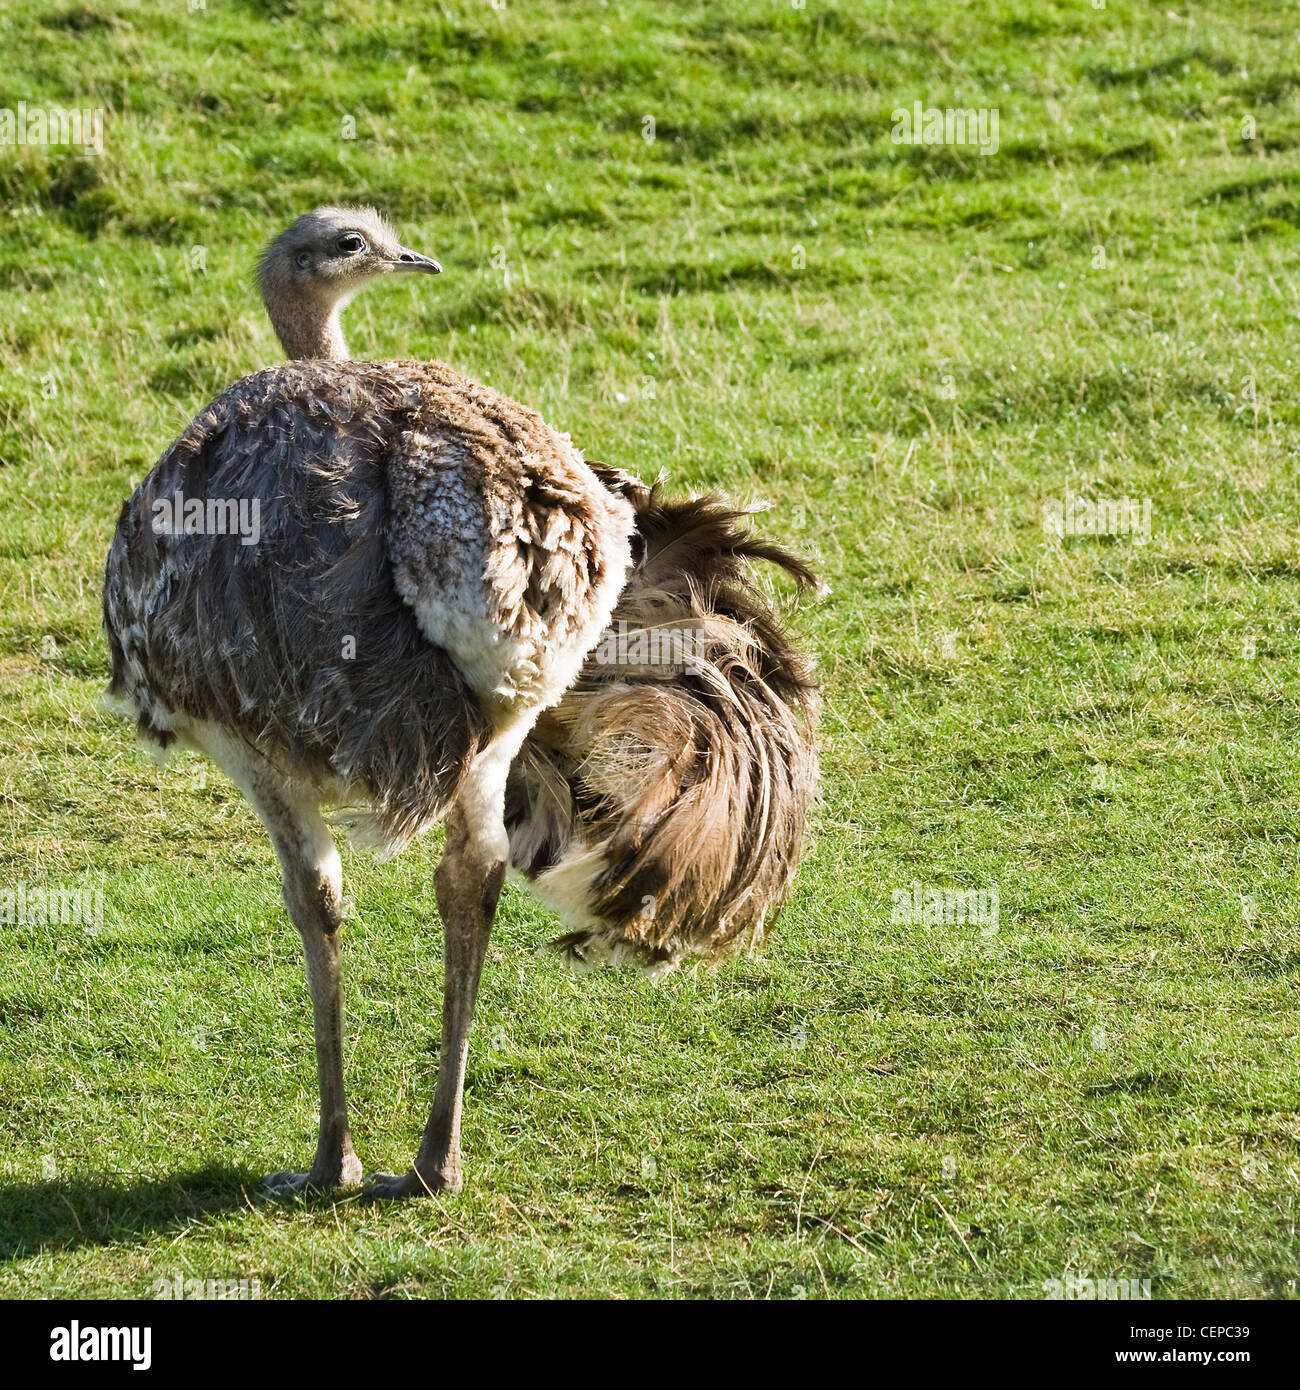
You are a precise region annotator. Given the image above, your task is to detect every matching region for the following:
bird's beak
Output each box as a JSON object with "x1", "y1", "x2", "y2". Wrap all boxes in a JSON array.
[{"x1": 391, "y1": 248, "x2": 442, "y2": 274}]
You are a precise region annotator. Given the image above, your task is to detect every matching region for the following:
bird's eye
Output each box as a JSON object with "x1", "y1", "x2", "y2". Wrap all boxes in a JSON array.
[
  {"x1": 295, "y1": 250, "x2": 313, "y2": 270},
  {"x1": 336, "y1": 233, "x2": 366, "y2": 255}
]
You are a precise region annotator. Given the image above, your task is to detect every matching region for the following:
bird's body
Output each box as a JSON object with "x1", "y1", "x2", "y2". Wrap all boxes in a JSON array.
[
  {"x1": 102, "y1": 207, "x2": 818, "y2": 1196},
  {"x1": 106, "y1": 359, "x2": 632, "y2": 849}
]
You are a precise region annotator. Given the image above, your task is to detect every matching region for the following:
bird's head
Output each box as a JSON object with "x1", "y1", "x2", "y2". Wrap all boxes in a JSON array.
[{"x1": 259, "y1": 205, "x2": 441, "y2": 312}]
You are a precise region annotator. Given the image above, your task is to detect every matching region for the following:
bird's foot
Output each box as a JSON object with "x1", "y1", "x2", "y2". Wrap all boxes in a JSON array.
[
  {"x1": 262, "y1": 1151, "x2": 363, "y2": 1197},
  {"x1": 362, "y1": 1166, "x2": 461, "y2": 1200}
]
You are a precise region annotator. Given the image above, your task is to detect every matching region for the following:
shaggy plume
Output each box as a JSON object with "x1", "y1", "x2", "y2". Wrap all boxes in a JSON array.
[{"x1": 505, "y1": 465, "x2": 820, "y2": 973}]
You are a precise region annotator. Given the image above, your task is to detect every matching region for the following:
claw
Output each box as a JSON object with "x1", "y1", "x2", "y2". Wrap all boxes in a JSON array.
[
  {"x1": 261, "y1": 1171, "x2": 325, "y2": 1198},
  {"x1": 362, "y1": 1168, "x2": 459, "y2": 1200}
]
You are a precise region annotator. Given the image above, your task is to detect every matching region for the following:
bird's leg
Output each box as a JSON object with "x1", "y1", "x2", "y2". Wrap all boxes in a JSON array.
[
  {"x1": 252, "y1": 788, "x2": 363, "y2": 1196},
  {"x1": 421, "y1": 801, "x2": 504, "y2": 1191},
  {"x1": 365, "y1": 741, "x2": 511, "y2": 1199}
]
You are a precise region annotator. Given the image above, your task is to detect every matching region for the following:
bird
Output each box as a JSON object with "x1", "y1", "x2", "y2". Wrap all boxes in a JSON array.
[
  {"x1": 102, "y1": 205, "x2": 819, "y2": 1198},
  {"x1": 258, "y1": 209, "x2": 822, "y2": 970}
]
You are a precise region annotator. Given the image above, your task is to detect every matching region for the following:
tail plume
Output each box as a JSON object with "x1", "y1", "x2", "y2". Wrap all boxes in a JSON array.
[{"x1": 505, "y1": 465, "x2": 820, "y2": 973}]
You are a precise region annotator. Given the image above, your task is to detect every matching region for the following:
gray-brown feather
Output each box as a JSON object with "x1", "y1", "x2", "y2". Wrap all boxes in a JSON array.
[{"x1": 104, "y1": 360, "x2": 632, "y2": 851}]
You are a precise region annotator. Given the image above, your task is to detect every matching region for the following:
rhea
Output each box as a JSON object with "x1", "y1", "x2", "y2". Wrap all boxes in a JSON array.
[{"x1": 103, "y1": 207, "x2": 819, "y2": 1197}]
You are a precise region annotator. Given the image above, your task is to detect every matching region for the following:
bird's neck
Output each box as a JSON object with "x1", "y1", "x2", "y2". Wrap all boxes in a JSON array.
[{"x1": 264, "y1": 285, "x2": 349, "y2": 361}]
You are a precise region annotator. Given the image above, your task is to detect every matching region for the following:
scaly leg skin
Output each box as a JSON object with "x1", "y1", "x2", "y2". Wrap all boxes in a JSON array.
[
  {"x1": 365, "y1": 744, "x2": 510, "y2": 1200},
  {"x1": 238, "y1": 769, "x2": 365, "y2": 1199},
  {"x1": 260, "y1": 902, "x2": 364, "y2": 1196}
]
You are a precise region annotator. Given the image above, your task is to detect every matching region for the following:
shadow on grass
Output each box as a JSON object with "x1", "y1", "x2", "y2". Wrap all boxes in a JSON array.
[{"x1": 0, "y1": 1165, "x2": 335, "y2": 1260}]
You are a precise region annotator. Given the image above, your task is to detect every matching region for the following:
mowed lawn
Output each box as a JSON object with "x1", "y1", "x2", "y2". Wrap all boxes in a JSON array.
[{"x1": 1, "y1": 0, "x2": 1299, "y2": 1299}]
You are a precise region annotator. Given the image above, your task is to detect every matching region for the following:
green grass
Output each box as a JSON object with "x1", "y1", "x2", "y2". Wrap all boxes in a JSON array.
[{"x1": 2, "y1": 0, "x2": 1300, "y2": 1299}]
